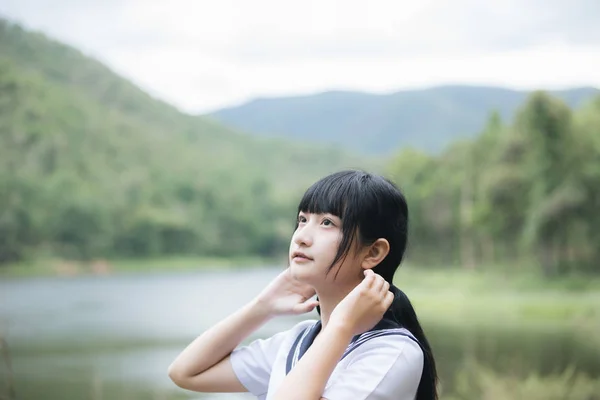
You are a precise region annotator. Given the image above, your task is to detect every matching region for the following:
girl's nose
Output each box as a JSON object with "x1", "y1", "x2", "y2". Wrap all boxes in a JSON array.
[{"x1": 293, "y1": 226, "x2": 313, "y2": 247}]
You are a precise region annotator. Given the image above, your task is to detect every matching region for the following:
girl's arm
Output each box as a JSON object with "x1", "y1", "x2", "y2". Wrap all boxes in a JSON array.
[
  {"x1": 168, "y1": 269, "x2": 318, "y2": 393},
  {"x1": 274, "y1": 323, "x2": 354, "y2": 399},
  {"x1": 167, "y1": 298, "x2": 272, "y2": 392},
  {"x1": 271, "y1": 270, "x2": 394, "y2": 400}
]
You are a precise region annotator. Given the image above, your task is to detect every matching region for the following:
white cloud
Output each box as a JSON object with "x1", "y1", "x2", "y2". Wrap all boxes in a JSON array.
[{"x1": 1, "y1": 0, "x2": 599, "y2": 112}]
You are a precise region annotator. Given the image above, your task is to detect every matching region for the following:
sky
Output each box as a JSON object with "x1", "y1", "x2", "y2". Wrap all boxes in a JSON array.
[{"x1": 1, "y1": 0, "x2": 600, "y2": 113}]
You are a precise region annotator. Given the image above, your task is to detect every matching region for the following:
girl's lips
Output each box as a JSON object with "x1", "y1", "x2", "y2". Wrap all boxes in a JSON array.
[
  {"x1": 292, "y1": 251, "x2": 313, "y2": 261},
  {"x1": 293, "y1": 255, "x2": 312, "y2": 262}
]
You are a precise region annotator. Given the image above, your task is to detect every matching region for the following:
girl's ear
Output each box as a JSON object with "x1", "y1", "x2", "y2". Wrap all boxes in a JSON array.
[{"x1": 361, "y1": 238, "x2": 390, "y2": 270}]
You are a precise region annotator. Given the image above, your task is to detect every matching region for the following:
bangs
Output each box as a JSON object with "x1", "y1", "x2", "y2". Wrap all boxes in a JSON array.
[{"x1": 297, "y1": 172, "x2": 353, "y2": 218}]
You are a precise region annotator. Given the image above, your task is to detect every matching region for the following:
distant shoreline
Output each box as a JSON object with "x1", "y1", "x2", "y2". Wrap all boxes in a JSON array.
[{"x1": 0, "y1": 255, "x2": 285, "y2": 279}]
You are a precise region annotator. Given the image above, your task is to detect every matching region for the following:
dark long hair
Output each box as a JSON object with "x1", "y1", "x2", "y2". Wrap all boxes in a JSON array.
[{"x1": 295, "y1": 170, "x2": 438, "y2": 400}]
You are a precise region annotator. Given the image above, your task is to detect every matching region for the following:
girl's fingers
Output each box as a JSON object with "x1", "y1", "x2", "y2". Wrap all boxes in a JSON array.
[
  {"x1": 362, "y1": 269, "x2": 376, "y2": 288},
  {"x1": 381, "y1": 280, "x2": 390, "y2": 296},
  {"x1": 384, "y1": 290, "x2": 394, "y2": 308},
  {"x1": 293, "y1": 299, "x2": 319, "y2": 314},
  {"x1": 372, "y1": 275, "x2": 385, "y2": 293}
]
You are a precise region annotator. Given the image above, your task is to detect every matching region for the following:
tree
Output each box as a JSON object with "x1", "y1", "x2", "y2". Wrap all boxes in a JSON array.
[{"x1": 516, "y1": 92, "x2": 575, "y2": 276}]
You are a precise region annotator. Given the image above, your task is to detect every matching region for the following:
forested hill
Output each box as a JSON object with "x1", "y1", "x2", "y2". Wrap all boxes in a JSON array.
[
  {"x1": 209, "y1": 86, "x2": 599, "y2": 154},
  {"x1": 0, "y1": 19, "x2": 370, "y2": 264}
]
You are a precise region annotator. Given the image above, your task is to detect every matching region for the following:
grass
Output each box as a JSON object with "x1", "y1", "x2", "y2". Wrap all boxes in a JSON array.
[
  {"x1": 396, "y1": 263, "x2": 600, "y2": 291},
  {"x1": 395, "y1": 266, "x2": 600, "y2": 324},
  {"x1": 446, "y1": 363, "x2": 600, "y2": 400}
]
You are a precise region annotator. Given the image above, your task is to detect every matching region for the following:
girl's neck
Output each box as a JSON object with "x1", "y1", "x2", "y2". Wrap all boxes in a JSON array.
[{"x1": 315, "y1": 282, "x2": 357, "y2": 330}]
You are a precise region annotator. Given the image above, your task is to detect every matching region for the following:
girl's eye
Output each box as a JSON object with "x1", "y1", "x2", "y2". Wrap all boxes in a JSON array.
[
  {"x1": 322, "y1": 218, "x2": 334, "y2": 226},
  {"x1": 297, "y1": 215, "x2": 307, "y2": 223}
]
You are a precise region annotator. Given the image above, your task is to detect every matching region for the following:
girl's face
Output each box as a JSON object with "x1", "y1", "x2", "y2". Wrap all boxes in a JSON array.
[{"x1": 289, "y1": 211, "x2": 363, "y2": 288}]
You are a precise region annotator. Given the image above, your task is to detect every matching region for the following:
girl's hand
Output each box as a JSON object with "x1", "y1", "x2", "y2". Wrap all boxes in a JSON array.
[
  {"x1": 254, "y1": 268, "x2": 318, "y2": 317},
  {"x1": 329, "y1": 270, "x2": 394, "y2": 337}
]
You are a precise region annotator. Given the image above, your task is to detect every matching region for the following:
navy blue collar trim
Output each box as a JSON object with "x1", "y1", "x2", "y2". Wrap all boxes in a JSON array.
[{"x1": 285, "y1": 309, "x2": 415, "y2": 375}]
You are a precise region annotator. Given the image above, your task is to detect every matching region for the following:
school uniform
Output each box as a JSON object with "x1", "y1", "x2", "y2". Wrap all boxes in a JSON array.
[{"x1": 230, "y1": 310, "x2": 424, "y2": 400}]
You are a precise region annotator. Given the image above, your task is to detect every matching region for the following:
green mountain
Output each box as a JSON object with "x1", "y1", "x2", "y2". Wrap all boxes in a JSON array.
[
  {"x1": 0, "y1": 19, "x2": 370, "y2": 264},
  {"x1": 209, "y1": 86, "x2": 599, "y2": 154}
]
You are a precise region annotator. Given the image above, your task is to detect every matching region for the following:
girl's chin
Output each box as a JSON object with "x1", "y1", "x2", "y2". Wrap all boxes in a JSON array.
[{"x1": 289, "y1": 264, "x2": 322, "y2": 283}]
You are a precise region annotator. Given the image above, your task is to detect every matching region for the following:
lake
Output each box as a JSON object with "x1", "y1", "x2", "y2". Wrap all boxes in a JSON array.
[{"x1": 1, "y1": 267, "x2": 598, "y2": 399}]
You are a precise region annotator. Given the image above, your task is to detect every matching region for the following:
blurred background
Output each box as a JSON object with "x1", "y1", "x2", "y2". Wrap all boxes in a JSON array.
[{"x1": 1, "y1": 1, "x2": 600, "y2": 399}]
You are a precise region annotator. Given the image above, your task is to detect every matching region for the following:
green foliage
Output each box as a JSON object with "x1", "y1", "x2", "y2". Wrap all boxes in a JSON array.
[
  {"x1": 387, "y1": 94, "x2": 600, "y2": 276},
  {"x1": 0, "y1": 19, "x2": 369, "y2": 264}
]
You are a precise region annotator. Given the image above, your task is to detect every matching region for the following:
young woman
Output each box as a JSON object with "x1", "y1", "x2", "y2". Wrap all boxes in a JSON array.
[{"x1": 168, "y1": 170, "x2": 438, "y2": 400}]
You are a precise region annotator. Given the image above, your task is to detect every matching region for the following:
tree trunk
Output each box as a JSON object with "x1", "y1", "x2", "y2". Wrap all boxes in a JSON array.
[
  {"x1": 482, "y1": 236, "x2": 495, "y2": 265},
  {"x1": 460, "y1": 172, "x2": 476, "y2": 270}
]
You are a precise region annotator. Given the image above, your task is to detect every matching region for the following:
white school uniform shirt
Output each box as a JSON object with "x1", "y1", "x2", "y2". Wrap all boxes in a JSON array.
[{"x1": 230, "y1": 314, "x2": 424, "y2": 400}]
